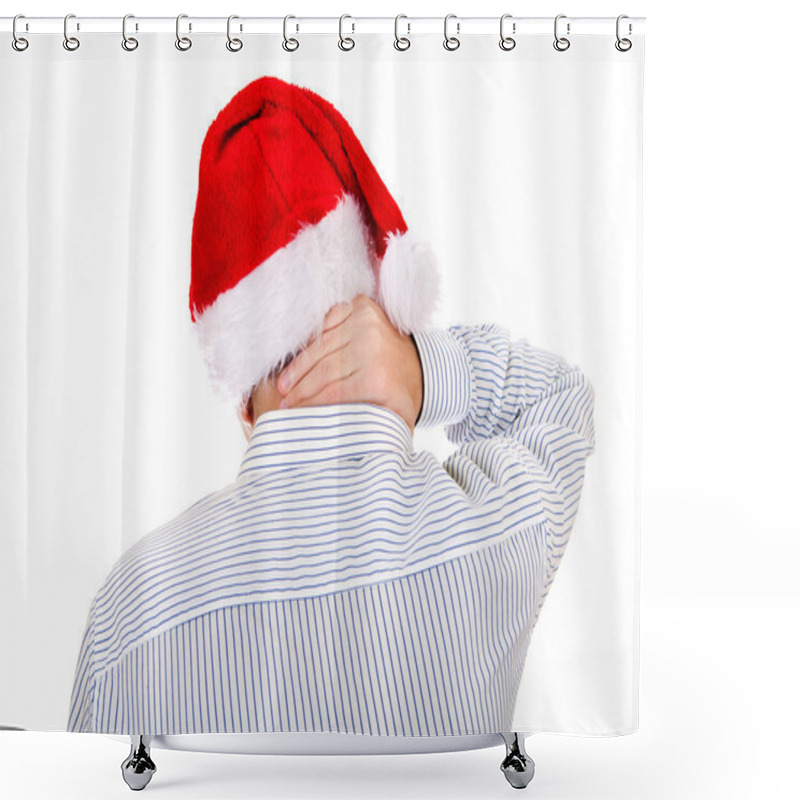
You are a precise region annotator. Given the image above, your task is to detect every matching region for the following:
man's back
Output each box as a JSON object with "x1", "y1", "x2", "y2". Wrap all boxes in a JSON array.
[{"x1": 68, "y1": 323, "x2": 594, "y2": 736}]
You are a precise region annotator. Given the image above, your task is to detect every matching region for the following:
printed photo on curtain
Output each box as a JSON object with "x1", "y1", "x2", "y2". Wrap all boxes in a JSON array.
[{"x1": 0, "y1": 14, "x2": 644, "y2": 791}]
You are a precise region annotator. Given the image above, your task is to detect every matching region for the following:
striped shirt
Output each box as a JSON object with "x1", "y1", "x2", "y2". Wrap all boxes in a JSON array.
[{"x1": 67, "y1": 323, "x2": 595, "y2": 735}]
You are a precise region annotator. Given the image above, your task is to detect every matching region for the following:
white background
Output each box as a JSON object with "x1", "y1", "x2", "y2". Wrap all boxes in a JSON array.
[{"x1": 1, "y1": 1, "x2": 798, "y2": 799}]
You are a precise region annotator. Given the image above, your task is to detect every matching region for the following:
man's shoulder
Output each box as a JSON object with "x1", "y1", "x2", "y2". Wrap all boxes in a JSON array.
[{"x1": 135, "y1": 479, "x2": 245, "y2": 549}]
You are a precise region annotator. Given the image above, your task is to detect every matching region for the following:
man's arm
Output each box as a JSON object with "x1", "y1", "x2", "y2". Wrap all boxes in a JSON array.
[
  {"x1": 412, "y1": 323, "x2": 595, "y2": 560},
  {"x1": 413, "y1": 323, "x2": 595, "y2": 445}
]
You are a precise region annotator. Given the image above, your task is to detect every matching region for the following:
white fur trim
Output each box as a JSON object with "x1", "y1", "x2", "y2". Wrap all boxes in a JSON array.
[
  {"x1": 193, "y1": 193, "x2": 376, "y2": 403},
  {"x1": 378, "y1": 230, "x2": 441, "y2": 335}
]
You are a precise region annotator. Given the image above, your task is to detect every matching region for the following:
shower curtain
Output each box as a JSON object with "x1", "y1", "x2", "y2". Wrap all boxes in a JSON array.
[{"x1": 0, "y1": 16, "x2": 644, "y2": 737}]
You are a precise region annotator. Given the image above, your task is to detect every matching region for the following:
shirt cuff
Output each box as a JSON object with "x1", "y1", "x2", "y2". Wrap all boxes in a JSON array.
[{"x1": 411, "y1": 327, "x2": 471, "y2": 429}]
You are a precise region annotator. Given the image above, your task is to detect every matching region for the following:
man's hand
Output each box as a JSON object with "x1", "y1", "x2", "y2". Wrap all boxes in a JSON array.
[{"x1": 275, "y1": 294, "x2": 424, "y2": 434}]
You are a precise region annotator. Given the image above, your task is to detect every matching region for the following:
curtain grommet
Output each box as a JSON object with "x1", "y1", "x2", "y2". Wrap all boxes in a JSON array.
[
  {"x1": 443, "y1": 14, "x2": 460, "y2": 51},
  {"x1": 63, "y1": 13, "x2": 80, "y2": 51},
  {"x1": 394, "y1": 15, "x2": 411, "y2": 51},
  {"x1": 338, "y1": 14, "x2": 355, "y2": 51},
  {"x1": 226, "y1": 15, "x2": 243, "y2": 52},
  {"x1": 615, "y1": 15, "x2": 632, "y2": 51},
  {"x1": 553, "y1": 14, "x2": 570, "y2": 51},
  {"x1": 499, "y1": 14, "x2": 516, "y2": 51},
  {"x1": 282, "y1": 15, "x2": 299, "y2": 52},
  {"x1": 175, "y1": 14, "x2": 192, "y2": 51},
  {"x1": 12, "y1": 14, "x2": 29, "y2": 51},
  {"x1": 121, "y1": 14, "x2": 139, "y2": 51}
]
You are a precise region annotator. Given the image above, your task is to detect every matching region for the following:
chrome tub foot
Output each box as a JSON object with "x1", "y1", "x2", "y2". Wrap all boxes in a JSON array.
[
  {"x1": 121, "y1": 735, "x2": 156, "y2": 791},
  {"x1": 500, "y1": 732, "x2": 535, "y2": 789}
]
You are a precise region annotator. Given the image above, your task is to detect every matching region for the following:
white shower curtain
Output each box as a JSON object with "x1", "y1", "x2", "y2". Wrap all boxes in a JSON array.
[{"x1": 0, "y1": 18, "x2": 643, "y2": 736}]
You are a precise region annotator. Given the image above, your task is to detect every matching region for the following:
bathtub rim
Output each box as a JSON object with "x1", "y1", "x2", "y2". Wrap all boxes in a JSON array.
[{"x1": 104, "y1": 731, "x2": 514, "y2": 756}]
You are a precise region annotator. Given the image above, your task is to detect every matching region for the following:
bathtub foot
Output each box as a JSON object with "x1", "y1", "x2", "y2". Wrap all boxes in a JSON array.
[
  {"x1": 121, "y1": 735, "x2": 156, "y2": 791},
  {"x1": 500, "y1": 732, "x2": 535, "y2": 789}
]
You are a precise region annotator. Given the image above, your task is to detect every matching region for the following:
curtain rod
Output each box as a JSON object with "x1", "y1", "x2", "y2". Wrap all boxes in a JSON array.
[{"x1": 1, "y1": 16, "x2": 646, "y2": 37}]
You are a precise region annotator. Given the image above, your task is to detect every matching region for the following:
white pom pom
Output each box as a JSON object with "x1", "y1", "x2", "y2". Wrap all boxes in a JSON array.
[{"x1": 377, "y1": 231, "x2": 442, "y2": 334}]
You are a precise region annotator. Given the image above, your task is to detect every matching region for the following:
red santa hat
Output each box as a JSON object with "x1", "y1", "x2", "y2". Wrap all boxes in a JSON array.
[{"x1": 190, "y1": 76, "x2": 441, "y2": 404}]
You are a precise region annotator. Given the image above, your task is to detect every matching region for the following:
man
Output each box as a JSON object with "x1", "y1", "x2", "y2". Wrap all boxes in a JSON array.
[{"x1": 68, "y1": 77, "x2": 595, "y2": 739}]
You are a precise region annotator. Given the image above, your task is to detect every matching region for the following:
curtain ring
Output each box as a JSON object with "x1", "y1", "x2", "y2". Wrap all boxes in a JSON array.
[
  {"x1": 175, "y1": 14, "x2": 192, "y2": 51},
  {"x1": 443, "y1": 14, "x2": 460, "y2": 51},
  {"x1": 12, "y1": 14, "x2": 29, "y2": 52},
  {"x1": 338, "y1": 14, "x2": 355, "y2": 51},
  {"x1": 63, "y1": 13, "x2": 80, "y2": 51},
  {"x1": 553, "y1": 14, "x2": 570, "y2": 51},
  {"x1": 499, "y1": 13, "x2": 516, "y2": 51},
  {"x1": 227, "y1": 15, "x2": 243, "y2": 52},
  {"x1": 122, "y1": 14, "x2": 139, "y2": 51},
  {"x1": 615, "y1": 14, "x2": 632, "y2": 52},
  {"x1": 394, "y1": 14, "x2": 410, "y2": 51},
  {"x1": 283, "y1": 15, "x2": 299, "y2": 51}
]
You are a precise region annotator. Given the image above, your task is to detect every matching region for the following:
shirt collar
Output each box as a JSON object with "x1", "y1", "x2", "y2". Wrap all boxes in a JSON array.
[{"x1": 237, "y1": 402, "x2": 414, "y2": 479}]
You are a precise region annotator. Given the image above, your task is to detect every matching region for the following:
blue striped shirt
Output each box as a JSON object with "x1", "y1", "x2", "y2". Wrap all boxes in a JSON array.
[{"x1": 67, "y1": 323, "x2": 595, "y2": 735}]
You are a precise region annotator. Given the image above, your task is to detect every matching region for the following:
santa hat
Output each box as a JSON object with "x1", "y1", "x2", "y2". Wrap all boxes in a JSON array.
[{"x1": 190, "y1": 76, "x2": 441, "y2": 404}]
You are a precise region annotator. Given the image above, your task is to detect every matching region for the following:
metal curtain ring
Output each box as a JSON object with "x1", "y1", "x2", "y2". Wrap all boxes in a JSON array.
[
  {"x1": 443, "y1": 14, "x2": 460, "y2": 51},
  {"x1": 394, "y1": 14, "x2": 410, "y2": 51},
  {"x1": 338, "y1": 14, "x2": 355, "y2": 51},
  {"x1": 615, "y1": 14, "x2": 632, "y2": 51},
  {"x1": 12, "y1": 14, "x2": 29, "y2": 51},
  {"x1": 227, "y1": 15, "x2": 243, "y2": 51},
  {"x1": 283, "y1": 15, "x2": 299, "y2": 51},
  {"x1": 553, "y1": 14, "x2": 570, "y2": 51},
  {"x1": 499, "y1": 13, "x2": 516, "y2": 51},
  {"x1": 63, "y1": 13, "x2": 80, "y2": 51},
  {"x1": 122, "y1": 14, "x2": 138, "y2": 51},
  {"x1": 176, "y1": 14, "x2": 192, "y2": 51}
]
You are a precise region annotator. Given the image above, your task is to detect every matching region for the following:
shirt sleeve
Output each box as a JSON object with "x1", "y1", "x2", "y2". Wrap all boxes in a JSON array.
[{"x1": 411, "y1": 323, "x2": 596, "y2": 566}]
